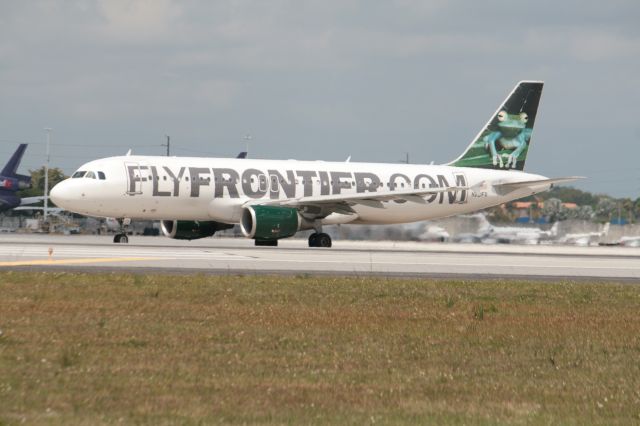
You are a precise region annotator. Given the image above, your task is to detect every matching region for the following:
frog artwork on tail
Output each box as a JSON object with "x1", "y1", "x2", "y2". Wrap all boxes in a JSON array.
[
  {"x1": 483, "y1": 110, "x2": 532, "y2": 169},
  {"x1": 449, "y1": 81, "x2": 542, "y2": 171}
]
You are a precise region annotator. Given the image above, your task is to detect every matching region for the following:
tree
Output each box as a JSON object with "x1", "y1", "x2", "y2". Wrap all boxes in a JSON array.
[
  {"x1": 595, "y1": 197, "x2": 617, "y2": 221},
  {"x1": 485, "y1": 205, "x2": 513, "y2": 223},
  {"x1": 542, "y1": 198, "x2": 569, "y2": 222},
  {"x1": 569, "y1": 205, "x2": 595, "y2": 221},
  {"x1": 528, "y1": 186, "x2": 599, "y2": 207},
  {"x1": 621, "y1": 198, "x2": 635, "y2": 223},
  {"x1": 18, "y1": 167, "x2": 68, "y2": 198}
]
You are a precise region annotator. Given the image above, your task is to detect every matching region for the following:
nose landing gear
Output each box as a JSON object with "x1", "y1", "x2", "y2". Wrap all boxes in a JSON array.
[{"x1": 113, "y1": 218, "x2": 131, "y2": 244}]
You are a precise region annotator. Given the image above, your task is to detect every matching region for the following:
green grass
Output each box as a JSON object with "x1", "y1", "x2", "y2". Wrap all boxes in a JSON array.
[{"x1": 1, "y1": 272, "x2": 640, "y2": 424}]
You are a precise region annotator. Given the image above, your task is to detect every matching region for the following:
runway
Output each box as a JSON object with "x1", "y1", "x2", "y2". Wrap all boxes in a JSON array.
[{"x1": 1, "y1": 234, "x2": 640, "y2": 281}]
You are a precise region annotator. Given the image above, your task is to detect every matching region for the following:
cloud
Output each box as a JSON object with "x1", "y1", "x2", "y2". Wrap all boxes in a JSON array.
[
  {"x1": 1, "y1": 0, "x2": 640, "y2": 196},
  {"x1": 523, "y1": 28, "x2": 640, "y2": 62},
  {"x1": 96, "y1": 0, "x2": 183, "y2": 42}
]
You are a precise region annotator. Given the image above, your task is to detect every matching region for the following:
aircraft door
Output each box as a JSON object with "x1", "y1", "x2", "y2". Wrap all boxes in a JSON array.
[
  {"x1": 269, "y1": 174, "x2": 279, "y2": 197},
  {"x1": 258, "y1": 174, "x2": 268, "y2": 193}
]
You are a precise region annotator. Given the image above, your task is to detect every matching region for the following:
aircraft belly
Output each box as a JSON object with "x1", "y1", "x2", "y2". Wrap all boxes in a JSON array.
[
  {"x1": 352, "y1": 202, "x2": 461, "y2": 224},
  {"x1": 351, "y1": 196, "x2": 503, "y2": 224}
]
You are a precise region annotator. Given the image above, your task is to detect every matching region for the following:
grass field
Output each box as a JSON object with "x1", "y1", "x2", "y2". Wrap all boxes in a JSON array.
[{"x1": 1, "y1": 272, "x2": 639, "y2": 424}]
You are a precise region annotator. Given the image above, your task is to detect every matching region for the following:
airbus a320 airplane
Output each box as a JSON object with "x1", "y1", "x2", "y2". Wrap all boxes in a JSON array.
[{"x1": 51, "y1": 81, "x2": 581, "y2": 247}]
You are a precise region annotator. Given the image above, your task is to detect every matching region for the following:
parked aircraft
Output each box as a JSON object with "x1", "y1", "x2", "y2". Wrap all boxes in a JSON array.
[
  {"x1": 51, "y1": 81, "x2": 582, "y2": 247},
  {"x1": 616, "y1": 235, "x2": 640, "y2": 247},
  {"x1": 470, "y1": 213, "x2": 558, "y2": 244},
  {"x1": 558, "y1": 223, "x2": 610, "y2": 246},
  {"x1": 0, "y1": 144, "x2": 39, "y2": 212},
  {"x1": 418, "y1": 224, "x2": 450, "y2": 242}
]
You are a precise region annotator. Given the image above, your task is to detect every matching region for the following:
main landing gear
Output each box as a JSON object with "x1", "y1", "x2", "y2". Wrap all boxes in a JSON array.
[
  {"x1": 113, "y1": 218, "x2": 131, "y2": 244},
  {"x1": 308, "y1": 232, "x2": 332, "y2": 248}
]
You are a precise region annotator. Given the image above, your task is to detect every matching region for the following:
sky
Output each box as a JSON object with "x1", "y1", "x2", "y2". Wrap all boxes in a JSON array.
[{"x1": 1, "y1": 0, "x2": 639, "y2": 198}]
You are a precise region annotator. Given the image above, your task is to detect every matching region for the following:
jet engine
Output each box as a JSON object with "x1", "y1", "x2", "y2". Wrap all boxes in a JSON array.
[
  {"x1": 160, "y1": 220, "x2": 233, "y2": 240},
  {"x1": 240, "y1": 206, "x2": 301, "y2": 241},
  {"x1": 1, "y1": 177, "x2": 31, "y2": 190}
]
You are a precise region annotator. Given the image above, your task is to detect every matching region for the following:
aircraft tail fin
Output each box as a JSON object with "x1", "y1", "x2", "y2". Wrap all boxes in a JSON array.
[
  {"x1": 1, "y1": 144, "x2": 28, "y2": 177},
  {"x1": 449, "y1": 81, "x2": 543, "y2": 171}
]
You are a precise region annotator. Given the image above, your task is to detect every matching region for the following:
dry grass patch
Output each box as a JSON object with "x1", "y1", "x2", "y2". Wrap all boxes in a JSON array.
[{"x1": 1, "y1": 271, "x2": 639, "y2": 424}]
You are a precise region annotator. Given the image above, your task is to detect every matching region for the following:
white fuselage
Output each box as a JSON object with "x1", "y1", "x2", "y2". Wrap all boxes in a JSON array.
[{"x1": 51, "y1": 155, "x2": 551, "y2": 225}]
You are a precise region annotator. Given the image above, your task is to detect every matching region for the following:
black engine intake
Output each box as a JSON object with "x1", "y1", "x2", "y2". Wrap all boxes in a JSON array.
[{"x1": 160, "y1": 220, "x2": 233, "y2": 240}]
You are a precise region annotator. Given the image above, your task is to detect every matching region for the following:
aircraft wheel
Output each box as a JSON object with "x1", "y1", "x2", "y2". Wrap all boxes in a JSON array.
[
  {"x1": 316, "y1": 233, "x2": 332, "y2": 248},
  {"x1": 114, "y1": 234, "x2": 121, "y2": 243},
  {"x1": 308, "y1": 233, "x2": 318, "y2": 247},
  {"x1": 119, "y1": 235, "x2": 129, "y2": 244}
]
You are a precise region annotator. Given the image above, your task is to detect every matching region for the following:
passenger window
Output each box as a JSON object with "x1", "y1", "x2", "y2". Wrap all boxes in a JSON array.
[
  {"x1": 98, "y1": 171, "x2": 106, "y2": 180},
  {"x1": 72, "y1": 171, "x2": 86, "y2": 178}
]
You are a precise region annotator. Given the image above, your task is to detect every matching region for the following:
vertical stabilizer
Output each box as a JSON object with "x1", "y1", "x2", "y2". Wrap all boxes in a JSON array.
[
  {"x1": 1, "y1": 144, "x2": 28, "y2": 177},
  {"x1": 449, "y1": 81, "x2": 543, "y2": 171}
]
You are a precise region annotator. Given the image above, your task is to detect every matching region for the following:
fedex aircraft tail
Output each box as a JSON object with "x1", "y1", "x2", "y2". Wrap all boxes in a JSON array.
[
  {"x1": 1, "y1": 144, "x2": 28, "y2": 177},
  {"x1": 449, "y1": 81, "x2": 543, "y2": 171}
]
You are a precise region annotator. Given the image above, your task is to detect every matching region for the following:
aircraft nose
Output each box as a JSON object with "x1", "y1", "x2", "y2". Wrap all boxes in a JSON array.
[{"x1": 50, "y1": 180, "x2": 73, "y2": 208}]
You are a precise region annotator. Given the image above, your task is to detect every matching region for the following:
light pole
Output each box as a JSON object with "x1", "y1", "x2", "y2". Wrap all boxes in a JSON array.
[
  {"x1": 162, "y1": 135, "x2": 170, "y2": 156},
  {"x1": 243, "y1": 134, "x2": 252, "y2": 157},
  {"x1": 44, "y1": 128, "x2": 52, "y2": 224}
]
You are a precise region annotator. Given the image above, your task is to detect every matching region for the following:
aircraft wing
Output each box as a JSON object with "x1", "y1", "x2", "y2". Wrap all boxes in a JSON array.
[{"x1": 244, "y1": 186, "x2": 468, "y2": 213}]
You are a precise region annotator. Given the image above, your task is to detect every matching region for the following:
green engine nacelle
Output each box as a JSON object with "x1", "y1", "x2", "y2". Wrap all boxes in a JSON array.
[
  {"x1": 240, "y1": 206, "x2": 300, "y2": 240},
  {"x1": 161, "y1": 220, "x2": 233, "y2": 240}
]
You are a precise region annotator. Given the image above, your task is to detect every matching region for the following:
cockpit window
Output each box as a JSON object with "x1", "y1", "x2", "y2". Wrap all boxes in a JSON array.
[
  {"x1": 72, "y1": 171, "x2": 86, "y2": 178},
  {"x1": 98, "y1": 171, "x2": 106, "y2": 180},
  {"x1": 85, "y1": 171, "x2": 96, "y2": 179}
]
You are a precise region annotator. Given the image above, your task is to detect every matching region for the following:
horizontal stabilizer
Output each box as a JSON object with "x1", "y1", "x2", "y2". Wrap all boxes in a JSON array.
[
  {"x1": 493, "y1": 176, "x2": 585, "y2": 193},
  {"x1": 19, "y1": 196, "x2": 45, "y2": 206}
]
